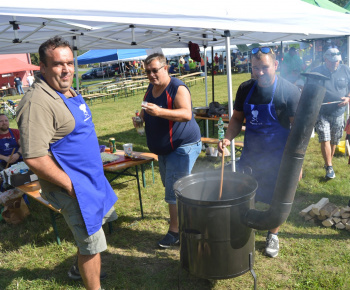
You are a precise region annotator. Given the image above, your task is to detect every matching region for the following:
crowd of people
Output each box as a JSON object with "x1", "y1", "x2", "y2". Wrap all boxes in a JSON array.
[{"x1": 2, "y1": 34, "x2": 349, "y2": 289}]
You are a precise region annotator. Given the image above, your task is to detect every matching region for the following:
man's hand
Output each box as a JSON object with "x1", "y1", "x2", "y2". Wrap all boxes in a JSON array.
[
  {"x1": 9, "y1": 152, "x2": 21, "y2": 164},
  {"x1": 218, "y1": 139, "x2": 230, "y2": 153},
  {"x1": 66, "y1": 182, "x2": 76, "y2": 198},
  {"x1": 142, "y1": 102, "x2": 161, "y2": 117},
  {"x1": 339, "y1": 96, "x2": 350, "y2": 107}
]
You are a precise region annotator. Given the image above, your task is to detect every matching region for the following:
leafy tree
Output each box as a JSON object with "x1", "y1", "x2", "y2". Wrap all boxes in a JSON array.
[
  {"x1": 331, "y1": 0, "x2": 348, "y2": 7},
  {"x1": 30, "y1": 53, "x2": 39, "y2": 65}
]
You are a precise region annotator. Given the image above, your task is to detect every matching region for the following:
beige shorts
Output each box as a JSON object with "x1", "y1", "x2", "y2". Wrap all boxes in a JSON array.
[{"x1": 41, "y1": 188, "x2": 117, "y2": 255}]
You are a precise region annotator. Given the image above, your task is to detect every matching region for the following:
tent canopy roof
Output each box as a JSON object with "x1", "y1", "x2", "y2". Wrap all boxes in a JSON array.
[
  {"x1": 0, "y1": 58, "x2": 40, "y2": 75},
  {"x1": 0, "y1": 0, "x2": 350, "y2": 54}
]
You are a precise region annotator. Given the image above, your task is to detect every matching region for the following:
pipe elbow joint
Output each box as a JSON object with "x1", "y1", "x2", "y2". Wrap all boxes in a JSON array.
[{"x1": 243, "y1": 202, "x2": 292, "y2": 230}]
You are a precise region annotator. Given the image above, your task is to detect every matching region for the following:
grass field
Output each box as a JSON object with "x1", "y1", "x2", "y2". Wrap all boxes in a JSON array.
[{"x1": 1, "y1": 73, "x2": 350, "y2": 289}]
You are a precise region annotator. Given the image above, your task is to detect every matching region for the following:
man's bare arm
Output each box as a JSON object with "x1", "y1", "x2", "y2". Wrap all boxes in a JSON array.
[
  {"x1": 218, "y1": 110, "x2": 245, "y2": 152},
  {"x1": 142, "y1": 86, "x2": 192, "y2": 122},
  {"x1": 24, "y1": 155, "x2": 76, "y2": 197}
]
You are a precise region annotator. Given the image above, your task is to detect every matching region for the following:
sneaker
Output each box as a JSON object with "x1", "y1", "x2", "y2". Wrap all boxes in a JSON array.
[
  {"x1": 325, "y1": 166, "x2": 335, "y2": 179},
  {"x1": 158, "y1": 231, "x2": 180, "y2": 248},
  {"x1": 68, "y1": 264, "x2": 107, "y2": 281},
  {"x1": 265, "y1": 233, "x2": 279, "y2": 258}
]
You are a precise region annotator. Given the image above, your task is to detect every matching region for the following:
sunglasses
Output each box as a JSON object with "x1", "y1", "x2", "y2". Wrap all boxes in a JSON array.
[
  {"x1": 327, "y1": 52, "x2": 341, "y2": 57},
  {"x1": 251, "y1": 47, "x2": 274, "y2": 55},
  {"x1": 145, "y1": 65, "x2": 165, "y2": 75}
]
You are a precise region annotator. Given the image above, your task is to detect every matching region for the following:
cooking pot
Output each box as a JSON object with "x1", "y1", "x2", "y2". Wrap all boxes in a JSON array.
[{"x1": 193, "y1": 106, "x2": 209, "y2": 116}]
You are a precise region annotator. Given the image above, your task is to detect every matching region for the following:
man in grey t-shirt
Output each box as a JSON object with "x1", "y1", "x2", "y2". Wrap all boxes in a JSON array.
[{"x1": 311, "y1": 48, "x2": 350, "y2": 179}]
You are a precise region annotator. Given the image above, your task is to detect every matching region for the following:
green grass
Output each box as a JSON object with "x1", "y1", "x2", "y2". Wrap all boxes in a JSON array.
[{"x1": 1, "y1": 74, "x2": 350, "y2": 289}]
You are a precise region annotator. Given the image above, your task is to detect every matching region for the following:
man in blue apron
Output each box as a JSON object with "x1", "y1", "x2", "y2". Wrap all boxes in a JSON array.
[
  {"x1": 0, "y1": 114, "x2": 22, "y2": 170},
  {"x1": 16, "y1": 36, "x2": 117, "y2": 289},
  {"x1": 218, "y1": 47, "x2": 301, "y2": 258}
]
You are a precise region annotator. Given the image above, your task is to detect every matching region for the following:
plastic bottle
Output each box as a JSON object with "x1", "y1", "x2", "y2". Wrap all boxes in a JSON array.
[
  {"x1": 134, "y1": 110, "x2": 145, "y2": 136},
  {"x1": 218, "y1": 117, "x2": 225, "y2": 140}
]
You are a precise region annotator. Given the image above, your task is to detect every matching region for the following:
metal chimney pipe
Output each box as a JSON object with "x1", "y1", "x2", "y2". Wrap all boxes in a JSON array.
[{"x1": 243, "y1": 75, "x2": 327, "y2": 230}]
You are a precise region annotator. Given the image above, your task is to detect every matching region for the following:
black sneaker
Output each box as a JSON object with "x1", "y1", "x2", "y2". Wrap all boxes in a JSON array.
[
  {"x1": 67, "y1": 264, "x2": 107, "y2": 281},
  {"x1": 158, "y1": 231, "x2": 180, "y2": 249}
]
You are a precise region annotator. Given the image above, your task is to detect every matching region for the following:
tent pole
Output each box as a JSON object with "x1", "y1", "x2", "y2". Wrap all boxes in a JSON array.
[
  {"x1": 73, "y1": 36, "x2": 79, "y2": 93},
  {"x1": 224, "y1": 31, "x2": 235, "y2": 172},
  {"x1": 211, "y1": 46, "x2": 214, "y2": 103},
  {"x1": 347, "y1": 36, "x2": 350, "y2": 123},
  {"x1": 204, "y1": 46, "x2": 209, "y2": 138}
]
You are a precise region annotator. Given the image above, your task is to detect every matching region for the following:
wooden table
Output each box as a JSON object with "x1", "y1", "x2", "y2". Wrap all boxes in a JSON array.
[
  {"x1": 194, "y1": 115, "x2": 229, "y2": 136},
  {"x1": 103, "y1": 150, "x2": 157, "y2": 219},
  {"x1": 16, "y1": 150, "x2": 157, "y2": 244}
]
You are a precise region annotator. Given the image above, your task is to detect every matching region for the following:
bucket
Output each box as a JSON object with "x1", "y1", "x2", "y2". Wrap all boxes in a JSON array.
[{"x1": 174, "y1": 171, "x2": 258, "y2": 279}]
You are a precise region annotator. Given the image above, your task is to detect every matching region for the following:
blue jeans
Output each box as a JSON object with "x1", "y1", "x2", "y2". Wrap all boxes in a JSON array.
[
  {"x1": 16, "y1": 85, "x2": 24, "y2": 95},
  {"x1": 158, "y1": 140, "x2": 202, "y2": 204}
]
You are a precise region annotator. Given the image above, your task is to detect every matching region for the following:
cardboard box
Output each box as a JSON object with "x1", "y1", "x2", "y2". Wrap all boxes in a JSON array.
[{"x1": 4, "y1": 170, "x2": 38, "y2": 187}]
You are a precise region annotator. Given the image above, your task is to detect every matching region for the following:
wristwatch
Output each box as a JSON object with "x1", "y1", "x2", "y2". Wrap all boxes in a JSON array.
[{"x1": 17, "y1": 151, "x2": 22, "y2": 156}]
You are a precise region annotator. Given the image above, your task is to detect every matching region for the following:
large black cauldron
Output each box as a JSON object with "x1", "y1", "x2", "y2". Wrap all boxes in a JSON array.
[{"x1": 175, "y1": 171, "x2": 257, "y2": 279}]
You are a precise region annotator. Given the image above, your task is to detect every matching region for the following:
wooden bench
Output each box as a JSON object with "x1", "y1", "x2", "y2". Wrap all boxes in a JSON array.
[
  {"x1": 16, "y1": 181, "x2": 114, "y2": 245},
  {"x1": 184, "y1": 76, "x2": 205, "y2": 87},
  {"x1": 201, "y1": 137, "x2": 244, "y2": 153},
  {"x1": 130, "y1": 85, "x2": 149, "y2": 95},
  {"x1": 83, "y1": 93, "x2": 117, "y2": 105}
]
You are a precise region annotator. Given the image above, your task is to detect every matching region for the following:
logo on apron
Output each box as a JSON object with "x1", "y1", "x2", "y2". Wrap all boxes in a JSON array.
[
  {"x1": 4, "y1": 143, "x2": 10, "y2": 150},
  {"x1": 79, "y1": 103, "x2": 91, "y2": 121},
  {"x1": 250, "y1": 109, "x2": 262, "y2": 125}
]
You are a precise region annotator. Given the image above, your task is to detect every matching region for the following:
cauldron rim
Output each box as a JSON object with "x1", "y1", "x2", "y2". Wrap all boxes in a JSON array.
[{"x1": 174, "y1": 171, "x2": 257, "y2": 206}]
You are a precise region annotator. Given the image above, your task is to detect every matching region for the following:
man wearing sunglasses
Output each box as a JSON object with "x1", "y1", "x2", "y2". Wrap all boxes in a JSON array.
[
  {"x1": 310, "y1": 48, "x2": 350, "y2": 180},
  {"x1": 135, "y1": 53, "x2": 201, "y2": 249},
  {"x1": 218, "y1": 46, "x2": 301, "y2": 258}
]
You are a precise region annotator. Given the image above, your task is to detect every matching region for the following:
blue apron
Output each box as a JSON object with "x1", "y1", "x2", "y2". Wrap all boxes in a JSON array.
[
  {"x1": 240, "y1": 77, "x2": 289, "y2": 204},
  {"x1": 0, "y1": 129, "x2": 22, "y2": 165},
  {"x1": 50, "y1": 91, "x2": 117, "y2": 236}
]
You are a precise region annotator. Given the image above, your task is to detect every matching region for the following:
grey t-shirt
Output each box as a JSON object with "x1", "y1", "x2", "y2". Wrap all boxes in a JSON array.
[{"x1": 310, "y1": 64, "x2": 350, "y2": 117}]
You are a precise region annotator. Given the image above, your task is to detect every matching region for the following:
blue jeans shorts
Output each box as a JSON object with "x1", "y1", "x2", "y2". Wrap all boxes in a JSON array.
[
  {"x1": 41, "y1": 188, "x2": 118, "y2": 255},
  {"x1": 315, "y1": 114, "x2": 344, "y2": 144},
  {"x1": 158, "y1": 140, "x2": 202, "y2": 204}
]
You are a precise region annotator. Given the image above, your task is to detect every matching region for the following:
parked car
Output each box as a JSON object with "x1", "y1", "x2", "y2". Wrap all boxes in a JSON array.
[
  {"x1": 95, "y1": 67, "x2": 106, "y2": 78},
  {"x1": 82, "y1": 68, "x2": 98, "y2": 79}
]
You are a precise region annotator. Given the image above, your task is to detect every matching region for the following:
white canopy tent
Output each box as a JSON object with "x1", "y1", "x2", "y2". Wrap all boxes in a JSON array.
[{"x1": 1, "y1": 0, "x2": 350, "y2": 169}]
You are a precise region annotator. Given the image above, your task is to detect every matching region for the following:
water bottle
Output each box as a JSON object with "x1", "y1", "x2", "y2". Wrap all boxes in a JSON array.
[
  {"x1": 134, "y1": 110, "x2": 145, "y2": 136},
  {"x1": 218, "y1": 117, "x2": 225, "y2": 140}
]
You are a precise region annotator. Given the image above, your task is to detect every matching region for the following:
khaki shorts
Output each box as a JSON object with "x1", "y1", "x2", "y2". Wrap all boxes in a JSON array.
[{"x1": 41, "y1": 188, "x2": 117, "y2": 255}]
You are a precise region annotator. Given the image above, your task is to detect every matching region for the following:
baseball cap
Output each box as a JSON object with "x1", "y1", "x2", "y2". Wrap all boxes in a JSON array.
[{"x1": 324, "y1": 48, "x2": 341, "y2": 62}]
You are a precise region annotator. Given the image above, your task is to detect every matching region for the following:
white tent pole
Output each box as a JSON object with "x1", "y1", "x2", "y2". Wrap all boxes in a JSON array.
[
  {"x1": 73, "y1": 36, "x2": 79, "y2": 93},
  {"x1": 204, "y1": 46, "x2": 209, "y2": 138},
  {"x1": 347, "y1": 36, "x2": 350, "y2": 122},
  {"x1": 224, "y1": 31, "x2": 235, "y2": 172}
]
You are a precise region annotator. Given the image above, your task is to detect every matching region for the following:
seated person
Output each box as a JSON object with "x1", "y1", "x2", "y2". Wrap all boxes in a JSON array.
[
  {"x1": 189, "y1": 59, "x2": 197, "y2": 72},
  {"x1": 181, "y1": 61, "x2": 190, "y2": 74},
  {"x1": 0, "y1": 114, "x2": 22, "y2": 170},
  {"x1": 168, "y1": 63, "x2": 176, "y2": 74}
]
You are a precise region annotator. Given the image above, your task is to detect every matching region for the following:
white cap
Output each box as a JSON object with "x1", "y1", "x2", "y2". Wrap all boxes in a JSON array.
[{"x1": 324, "y1": 48, "x2": 341, "y2": 62}]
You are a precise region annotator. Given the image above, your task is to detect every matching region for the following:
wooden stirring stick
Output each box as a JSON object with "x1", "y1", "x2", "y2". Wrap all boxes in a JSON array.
[
  {"x1": 219, "y1": 146, "x2": 225, "y2": 200},
  {"x1": 5, "y1": 148, "x2": 16, "y2": 169}
]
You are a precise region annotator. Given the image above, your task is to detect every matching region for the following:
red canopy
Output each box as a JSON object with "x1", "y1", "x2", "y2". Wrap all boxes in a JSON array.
[{"x1": 0, "y1": 58, "x2": 40, "y2": 75}]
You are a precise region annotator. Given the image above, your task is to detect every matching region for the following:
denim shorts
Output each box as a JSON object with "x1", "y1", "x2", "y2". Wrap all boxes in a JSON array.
[
  {"x1": 315, "y1": 114, "x2": 344, "y2": 144},
  {"x1": 40, "y1": 189, "x2": 117, "y2": 255},
  {"x1": 158, "y1": 140, "x2": 202, "y2": 204}
]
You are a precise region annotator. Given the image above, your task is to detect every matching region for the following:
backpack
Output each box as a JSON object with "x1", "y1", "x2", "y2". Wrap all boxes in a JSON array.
[
  {"x1": 188, "y1": 41, "x2": 201, "y2": 62},
  {"x1": 208, "y1": 102, "x2": 226, "y2": 117}
]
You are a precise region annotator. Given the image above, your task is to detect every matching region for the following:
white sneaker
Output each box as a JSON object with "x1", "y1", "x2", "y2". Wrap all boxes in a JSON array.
[{"x1": 265, "y1": 233, "x2": 279, "y2": 258}]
